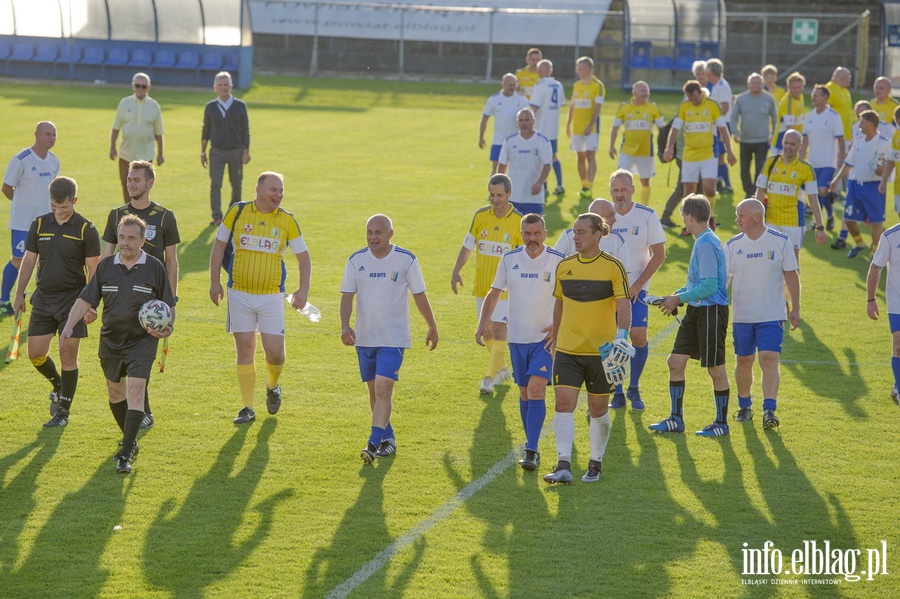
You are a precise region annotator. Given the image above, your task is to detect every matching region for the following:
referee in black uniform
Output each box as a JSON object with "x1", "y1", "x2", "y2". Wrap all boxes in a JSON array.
[
  {"x1": 62, "y1": 214, "x2": 174, "y2": 474},
  {"x1": 13, "y1": 176, "x2": 100, "y2": 428},
  {"x1": 101, "y1": 159, "x2": 179, "y2": 430}
]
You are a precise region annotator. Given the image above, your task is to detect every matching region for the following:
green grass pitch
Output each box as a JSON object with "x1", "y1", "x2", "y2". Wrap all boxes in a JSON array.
[{"x1": 0, "y1": 74, "x2": 897, "y2": 597}]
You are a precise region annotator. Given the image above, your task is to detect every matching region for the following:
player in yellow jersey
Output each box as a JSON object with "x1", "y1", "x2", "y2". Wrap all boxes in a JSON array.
[
  {"x1": 662, "y1": 80, "x2": 736, "y2": 227},
  {"x1": 210, "y1": 171, "x2": 312, "y2": 425},
  {"x1": 609, "y1": 80, "x2": 665, "y2": 204},
  {"x1": 451, "y1": 173, "x2": 523, "y2": 394},
  {"x1": 754, "y1": 129, "x2": 826, "y2": 261},
  {"x1": 567, "y1": 56, "x2": 605, "y2": 199},
  {"x1": 773, "y1": 72, "x2": 808, "y2": 151},
  {"x1": 879, "y1": 105, "x2": 900, "y2": 220},
  {"x1": 872, "y1": 77, "x2": 900, "y2": 124},
  {"x1": 826, "y1": 67, "x2": 854, "y2": 140},
  {"x1": 515, "y1": 48, "x2": 542, "y2": 99},
  {"x1": 761, "y1": 64, "x2": 785, "y2": 104},
  {"x1": 543, "y1": 212, "x2": 631, "y2": 484}
]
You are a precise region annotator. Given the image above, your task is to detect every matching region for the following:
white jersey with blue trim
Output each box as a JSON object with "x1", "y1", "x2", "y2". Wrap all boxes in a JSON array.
[
  {"x1": 608, "y1": 203, "x2": 666, "y2": 290},
  {"x1": 871, "y1": 224, "x2": 900, "y2": 314},
  {"x1": 530, "y1": 76, "x2": 567, "y2": 140},
  {"x1": 725, "y1": 227, "x2": 798, "y2": 323},
  {"x1": 3, "y1": 147, "x2": 60, "y2": 231},
  {"x1": 491, "y1": 245, "x2": 565, "y2": 344},
  {"x1": 483, "y1": 91, "x2": 530, "y2": 146}
]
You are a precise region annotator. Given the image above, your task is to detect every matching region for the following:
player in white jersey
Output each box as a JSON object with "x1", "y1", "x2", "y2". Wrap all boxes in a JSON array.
[
  {"x1": 801, "y1": 84, "x2": 846, "y2": 231},
  {"x1": 866, "y1": 222, "x2": 900, "y2": 404},
  {"x1": 529, "y1": 59, "x2": 567, "y2": 196},
  {"x1": 554, "y1": 198, "x2": 627, "y2": 262},
  {"x1": 480, "y1": 73, "x2": 530, "y2": 175},
  {"x1": 725, "y1": 199, "x2": 800, "y2": 430},
  {"x1": 341, "y1": 214, "x2": 439, "y2": 463},
  {"x1": 477, "y1": 213, "x2": 564, "y2": 471},
  {"x1": 1, "y1": 121, "x2": 60, "y2": 314},
  {"x1": 498, "y1": 108, "x2": 552, "y2": 214},
  {"x1": 706, "y1": 58, "x2": 736, "y2": 193},
  {"x1": 606, "y1": 169, "x2": 667, "y2": 409}
]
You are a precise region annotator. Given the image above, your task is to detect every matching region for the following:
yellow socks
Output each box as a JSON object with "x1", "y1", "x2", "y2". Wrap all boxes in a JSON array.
[
  {"x1": 236, "y1": 363, "x2": 256, "y2": 408},
  {"x1": 265, "y1": 361, "x2": 284, "y2": 389}
]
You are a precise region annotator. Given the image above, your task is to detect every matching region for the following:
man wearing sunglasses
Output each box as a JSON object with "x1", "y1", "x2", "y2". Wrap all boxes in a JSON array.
[{"x1": 109, "y1": 73, "x2": 165, "y2": 202}]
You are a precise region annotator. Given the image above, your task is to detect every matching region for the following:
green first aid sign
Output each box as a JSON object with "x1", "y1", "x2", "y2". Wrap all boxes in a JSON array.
[{"x1": 792, "y1": 19, "x2": 818, "y2": 45}]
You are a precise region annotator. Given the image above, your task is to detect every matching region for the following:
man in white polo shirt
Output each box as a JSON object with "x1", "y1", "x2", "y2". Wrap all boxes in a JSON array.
[
  {"x1": 498, "y1": 108, "x2": 552, "y2": 215},
  {"x1": 479, "y1": 73, "x2": 530, "y2": 175},
  {"x1": 801, "y1": 84, "x2": 846, "y2": 231}
]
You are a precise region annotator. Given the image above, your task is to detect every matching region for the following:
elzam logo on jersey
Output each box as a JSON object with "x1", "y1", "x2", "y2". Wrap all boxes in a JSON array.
[
  {"x1": 739, "y1": 540, "x2": 889, "y2": 584},
  {"x1": 239, "y1": 234, "x2": 280, "y2": 253}
]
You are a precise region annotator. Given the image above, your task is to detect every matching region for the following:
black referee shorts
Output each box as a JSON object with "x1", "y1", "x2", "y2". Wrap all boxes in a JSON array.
[
  {"x1": 28, "y1": 289, "x2": 87, "y2": 338},
  {"x1": 671, "y1": 304, "x2": 729, "y2": 367}
]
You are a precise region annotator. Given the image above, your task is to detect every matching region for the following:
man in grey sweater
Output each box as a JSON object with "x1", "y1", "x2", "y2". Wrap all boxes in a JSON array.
[{"x1": 730, "y1": 73, "x2": 778, "y2": 198}]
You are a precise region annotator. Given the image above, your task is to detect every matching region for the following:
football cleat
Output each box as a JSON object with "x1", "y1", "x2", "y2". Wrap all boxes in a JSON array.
[
  {"x1": 581, "y1": 460, "x2": 602, "y2": 483},
  {"x1": 579, "y1": 187, "x2": 592, "y2": 198},
  {"x1": 649, "y1": 416, "x2": 684, "y2": 433},
  {"x1": 116, "y1": 456, "x2": 132, "y2": 474},
  {"x1": 763, "y1": 410, "x2": 780, "y2": 430},
  {"x1": 49, "y1": 390, "x2": 60, "y2": 416},
  {"x1": 518, "y1": 450, "x2": 540, "y2": 471},
  {"x1": 493, "y1": 366, "x2": 511, "y2": 385},
  {"x1": 42, "y1": 408, "x2": 69, "y2": 428},
  {"x1": 609, "y1": 392, "x2": 627, "y2": 409},
  {"x1": 659, "y1": 217, "x2": 678, "y2": 228},
  {"x1": 114, "y1": 442, "x2": 139, "y2": 462},
  {"x1": 643, "y1": 294, "x2": 680, "y2": 316},
  {"x1": 734, "y1": 407, "x2": 753, "y2": 422},
  {"x1": 360, "y1": 442, "x2": 377, "y2": 464},
  {"x1": 0, "y1": 301, "x2": 14, "y2": 316},
  {"x1": 830, "y1": 238, "x2": 847, "y2": 249},
  {"x1": 892, "y1": 386, "x2": 900, "y2": 405},
  {"x1": 696, "y1": 422, "x2": 730, "y2": 437},
  {"x1": 847, "y1": 244, "x2": 867, "y2": 259},
  {"x1": 140, "y1": 413, "x2": 155, "y2": 429},
  {"x1": 375, "y1": 438, "x2": 396, "y2": 458},
  {"x1": 233, "y1": 407, "x2": 256, "y2": 425},
  {"x1": 266, "y1": 384, "x2": 282, "y2": 415},
  {"x1": 479, "y1": 377, "x2": 494, "y2": 395},
  {"x1": 826, "y1": 216, "x2": 835, "y2": 231},
  {"x1": 627, "y1": 388, "x2": 645, "y2": 410},
  {"x1": 543, "y1": 466, "x2": 573, "y2": 484},
  {"x1": 553, "y1": 186, "x2": 565, "y2": 196}
]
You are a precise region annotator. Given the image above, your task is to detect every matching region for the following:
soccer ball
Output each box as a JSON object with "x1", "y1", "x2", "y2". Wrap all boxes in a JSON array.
[{"x1": 138, "y1": 299, "x2": 173, "y2": 332}]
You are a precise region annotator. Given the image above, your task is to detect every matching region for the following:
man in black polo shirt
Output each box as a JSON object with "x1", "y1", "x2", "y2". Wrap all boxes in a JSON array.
[
  {"x1": 200, "y1": 71, "x2": 251, "y2": 226},
  {"x1": 101, "y1": 159, "x2": 179, "y2": 430},
  {"x1": 62, "y1": 214, "x2": 175, "y2": 474},
  {"x1": 13, "y1": 176, "x2": 100, "y2": 428}
]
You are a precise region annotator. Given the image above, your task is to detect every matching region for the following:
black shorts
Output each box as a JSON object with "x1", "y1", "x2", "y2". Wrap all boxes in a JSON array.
[
  {"x1": 671, "y1": 304, "x2": 729, "y2": 367},
  {"x1": 552, "y1": 351, "x2": 614, "y2": 395},
  {"x1": 27, "y1": 289, "x2": 87, "y2": 338},
  {"x1": 100, "y1": 354, "x2": 155, "y2": 382}
]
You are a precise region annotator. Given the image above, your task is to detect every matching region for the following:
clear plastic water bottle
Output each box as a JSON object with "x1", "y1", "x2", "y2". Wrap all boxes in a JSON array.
[{"x1": 285, "y1": 293, "x2": 321, "y2": 322}]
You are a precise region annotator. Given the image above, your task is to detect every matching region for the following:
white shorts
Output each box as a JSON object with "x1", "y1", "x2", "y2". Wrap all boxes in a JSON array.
[
  {"x1": 617, "y1": 154, "x2": 656, "y2": 180},
  {"x1": 769, "y1": 224, "x2": 803, "y2": 250},
  {"x1": 682, "y1": 157, "x2": 719, "y2": 182},
  {"x1": 570, "y1": 133, "x2": 599, "y2": 153},
  {"x1": 226, "y1": 289, "x2": 285, "y2": 335},
  {"x1": 476, "y1": 297, "x2": 509, "y2": 324}
]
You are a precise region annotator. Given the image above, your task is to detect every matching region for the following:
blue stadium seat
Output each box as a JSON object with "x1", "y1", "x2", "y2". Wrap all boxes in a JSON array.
[
  {"x1": 652, "y1": 55, "x2": 673, "y2": 70},
  {"x1": 674, "y1": 42, "x2": 697, "y2": 71},
  {"x1": 175, "y1": 50, "x2": 199, "y2": 70},
  {"x1": 57, "y1": 46, "x2": 81, "y2": 64},
  {"x1": 0, "y1": 41, "x2": 10, "y2": 60},
  {"x1": 81, "y1": 46, "x2": 105, "y2": 65},
  {"x1": 224, "y1": 53, "x2": 239, "y2": 72},
  {"x1": 129, "y1": 48, "x2": 152, "y2": 68},
  {"x1": 629, "y1": 41, "x2": 651, "y2": 70},
  {"x1": 698, "y1": 41, "x2": 719, "y2": 61},
  {"x1": 106, "y1": 47, "x2": 129, "y2": 66},
  {"x1": 153, "y1": 49, "x2": 176, "y2": 69},
  {"x1": 200, "y1": 51, "x2": 223, "y2": 71},
  {"x1": 33, "y1": 44, "x2": 58, "y2": 64},
  {"x1": 10, "y1": 43, "x2": 34, "y2": 61}
]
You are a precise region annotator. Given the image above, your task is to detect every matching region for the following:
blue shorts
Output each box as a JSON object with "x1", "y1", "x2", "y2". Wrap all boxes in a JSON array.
[
  {"x1": 512, "y1": 202, "x2": 544, "y2": 215},
  {"x1": 733, "y1": 321, "x2": 784, "y2": 356},
  {"x1": 844, "y1": 180, "x2": 885, "y2": 224},
  {"x1": 490, "y1": 144, "x2": 502, "y2": 162},
  {"x1": 11, "y1": 230, "x2": 27, "y2": 258},
  {"x1": 550, "y1": 139, "x2": 558, "y2": 154},
  {"x1": 357, "y1": 346, "x2": 404, "y2": 382},
  {"x1": 510, "y1": 341, "x2": 553, "y2": 387},
  {"x1": 814, "y1": 167, "x2": 836, "y2": 191},
  {"x1": 631, "y1": 289, "x2": 649, "y2": 328},
  {"x1": 889, "y1": 313, "x2": 900, "y2": 333}
]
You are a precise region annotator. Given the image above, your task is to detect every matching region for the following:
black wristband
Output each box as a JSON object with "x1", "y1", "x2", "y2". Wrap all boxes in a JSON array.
[{"x1": 868, "y1": 298, "x2": 876, "y2": 302}]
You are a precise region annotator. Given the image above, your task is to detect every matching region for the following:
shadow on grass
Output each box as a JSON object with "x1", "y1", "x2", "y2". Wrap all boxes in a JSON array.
[
  {"x1": 0, "y1": 428, "x2": 62, "y2": 578},
  {"x1": 1, "y1": 456, "x2": 130, "y2": 596},
  {"x1": 144, "y1": 419, "x2": 291, "y2": 598},
  {"x1": 303, "y1": 456, "x2": 425, "y2": 598},
  {"x1": 177, "y1": 225, "x2": 218, "y2": 279}
]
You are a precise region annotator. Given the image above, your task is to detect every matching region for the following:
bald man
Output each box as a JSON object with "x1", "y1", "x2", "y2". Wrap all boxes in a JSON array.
[
  {"x1": 725, "y1": 199, "x2": 799, "y2": 430},
  {"x1": 480, "y1": 73, "x2": 530, "y2": 174}
]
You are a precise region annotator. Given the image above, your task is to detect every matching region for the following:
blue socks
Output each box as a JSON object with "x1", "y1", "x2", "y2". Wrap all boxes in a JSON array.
[
  {"x1": 738, "y1": 394, "x2": 752, "y2": 408},
  {"x1": 552, "y1": 160, "x2": 563, "y2": 188},
  {"x1": 718, "y1": 163, "x2": 731, "y2": 187},
  {"x1": 630, "y1": 345, "x2": 649, "y2": 388},
  {"x1": 384, "y1": 422, "x2": 394, "y2": 440},
  {"x1": 1, "y1": 261, "x2": 18, "y2": 303},
  {"x1": 519, "y1": 399, "x2": 528, "y2": 435},
  {"x1": 669, "y1": 381, "x2": 685, "y2": 419},
  {"x1": 714, "y1": 388, "x2": 730, "y2": 424},
  {"x1": 524, "y1": 400, "x2": 546, "y2": 452},
  {"x1": 762, "y1": 398, "x2": 777, "y2": 412},
  {"x1": 368, "y1": 426, "x2": 386, "y2": 447}
]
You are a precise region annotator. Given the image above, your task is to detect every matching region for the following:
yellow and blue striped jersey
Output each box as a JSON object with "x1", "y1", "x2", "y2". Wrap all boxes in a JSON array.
[{"x1": 462, "y1": 204, "x2": 523, "y2": 298}]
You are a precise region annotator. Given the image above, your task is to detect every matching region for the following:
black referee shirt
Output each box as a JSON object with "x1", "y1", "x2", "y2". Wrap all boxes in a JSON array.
[
  {"x1": 25, "y1": 211, "x2": 100, "y2": 293},
  {"x1": 102, "y1": 201, "x2": 181, "y2": 264},
  {"x1": 80, "y1": 251, "x2": 175, "y2": 357}
]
